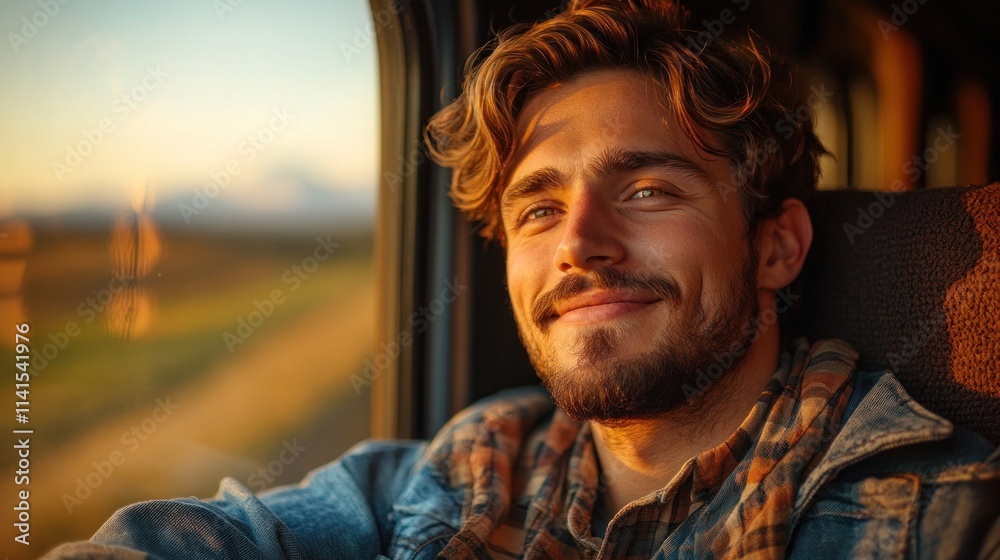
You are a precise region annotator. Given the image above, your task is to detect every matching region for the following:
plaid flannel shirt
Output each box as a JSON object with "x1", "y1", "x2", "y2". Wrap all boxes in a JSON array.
[
  {"x1": 46, "y1": 338, "x2": 1000, "y2": 559},
  {"x1": 436, "y1": 338, "x2": 855, "y2": 558}
]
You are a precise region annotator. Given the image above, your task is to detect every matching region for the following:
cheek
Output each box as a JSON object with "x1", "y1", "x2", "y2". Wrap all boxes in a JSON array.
[
  {"x1": 627, "y1": 216, "x2": 740, "y2": 308},
  {"x1": 628, "y1": 218, "x2": 717, "y2": 274},
  {"x1": 505, "y1": 247, "x2": 547, "y2": 322}
]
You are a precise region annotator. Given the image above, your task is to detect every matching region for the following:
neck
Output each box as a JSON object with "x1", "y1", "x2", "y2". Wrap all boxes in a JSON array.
[{"x1": 590, "y1": 325, "x2": 781, "y2": 525}]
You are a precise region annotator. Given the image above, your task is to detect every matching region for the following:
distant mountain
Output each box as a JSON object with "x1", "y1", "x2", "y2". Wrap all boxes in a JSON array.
[
  {"x1": 154, "y1": 177, "x2": 376, "y2": 233},
  {"x1": 19, "y1": 173, "x2": 376, "y2": 234}
]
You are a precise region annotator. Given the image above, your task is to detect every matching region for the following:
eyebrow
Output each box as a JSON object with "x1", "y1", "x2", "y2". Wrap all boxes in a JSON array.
[
  {"x1": 589, "y1": 148, "x2": 716, "y2": 188},
  {"x1": 500, "y1": 167, "x2": 564, "y2": 216},
  {"x1": 500, "y1": 148, "x2": 717, "y2": 216}
]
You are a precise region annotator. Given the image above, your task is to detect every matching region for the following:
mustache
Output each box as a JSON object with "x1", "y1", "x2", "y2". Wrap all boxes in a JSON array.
[{"x1": 531, "y1": 267, "x2": 680, "y2": 327}]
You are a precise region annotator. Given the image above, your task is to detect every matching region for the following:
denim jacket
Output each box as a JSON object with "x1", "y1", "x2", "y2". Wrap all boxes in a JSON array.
[{"x1": 45, "y1": 368, "x2": 1000, "y2": 559}]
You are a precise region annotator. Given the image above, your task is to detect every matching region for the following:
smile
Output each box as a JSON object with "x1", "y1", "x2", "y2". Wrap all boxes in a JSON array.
[{"x1": 549, "y1": 291, "x2": 663, "y2": 326}]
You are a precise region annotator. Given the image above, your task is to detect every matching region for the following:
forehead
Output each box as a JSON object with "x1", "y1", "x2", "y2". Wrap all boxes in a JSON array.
[{"x1": 502, "y1": 69, "x2": 731, "y2": 192}]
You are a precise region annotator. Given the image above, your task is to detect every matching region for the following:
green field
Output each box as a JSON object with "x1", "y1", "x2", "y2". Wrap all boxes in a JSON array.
[{"x1": 0, "y1": 224, "x2": 376, "y2": 557}]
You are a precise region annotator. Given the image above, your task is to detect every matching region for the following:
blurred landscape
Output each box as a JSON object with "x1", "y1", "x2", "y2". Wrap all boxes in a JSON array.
[
  {"x1": 0, "y1": 0, "x2": 382, "y2": 555},
  {"x1": 0, "y1": 217, "x2": 375, "y2": 556}
]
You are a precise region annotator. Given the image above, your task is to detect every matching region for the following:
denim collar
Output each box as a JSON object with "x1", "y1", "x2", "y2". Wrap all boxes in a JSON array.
[{"x1": 790, "y1": 368, "x2": 953, "y2": 529}]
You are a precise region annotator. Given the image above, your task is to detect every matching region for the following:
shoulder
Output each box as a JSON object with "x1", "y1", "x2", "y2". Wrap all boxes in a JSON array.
[
  {"x1": 790, "y1": 369, "x2": 1000, "y2": 559},
  {"x1": 843, "y1": 368, "x2": 996, "y2": 464}
]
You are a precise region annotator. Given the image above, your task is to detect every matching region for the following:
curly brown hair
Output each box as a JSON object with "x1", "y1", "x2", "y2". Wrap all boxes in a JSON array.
[{"x1": 425, "y1": 0, "x2": 827, "y2": 242}]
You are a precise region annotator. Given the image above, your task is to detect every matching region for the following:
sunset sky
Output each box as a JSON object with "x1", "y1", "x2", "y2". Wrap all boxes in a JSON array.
[{"x1": 0, "y1": 0, "x2": 378, "y2": 216}]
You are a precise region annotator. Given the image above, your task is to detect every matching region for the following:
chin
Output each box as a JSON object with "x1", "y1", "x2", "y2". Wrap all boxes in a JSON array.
[{"x1": 530, "y1": 317, "x2": 757, "y2": 423}]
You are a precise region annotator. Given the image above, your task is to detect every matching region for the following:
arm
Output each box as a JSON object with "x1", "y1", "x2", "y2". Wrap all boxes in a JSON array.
[{"x1": 42, "y1": 440, "x2": 428, "y2": 559}]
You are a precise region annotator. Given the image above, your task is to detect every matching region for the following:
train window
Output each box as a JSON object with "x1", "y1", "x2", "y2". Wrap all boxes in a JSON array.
[
  {"x1": 0, "y1": 0, "x2": 377, "y2": 553},
  {"x1": 3, "y1": 0, "x2": 998, "y2": 557}
]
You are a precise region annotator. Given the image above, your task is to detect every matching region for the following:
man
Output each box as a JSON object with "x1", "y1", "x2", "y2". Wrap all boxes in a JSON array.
[{"x1": 47, "y1": 0, "x2": 998, "y2": 558}]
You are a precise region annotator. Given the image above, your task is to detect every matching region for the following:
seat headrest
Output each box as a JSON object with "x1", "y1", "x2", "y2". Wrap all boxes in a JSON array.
[{"x1": 799, "y1": 183, "x2": 1000, "y2": 444}]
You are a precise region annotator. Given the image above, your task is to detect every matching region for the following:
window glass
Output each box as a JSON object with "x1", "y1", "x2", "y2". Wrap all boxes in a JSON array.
[{"x1": 0, "y1": 1, "x2": 377, "y2": 555}]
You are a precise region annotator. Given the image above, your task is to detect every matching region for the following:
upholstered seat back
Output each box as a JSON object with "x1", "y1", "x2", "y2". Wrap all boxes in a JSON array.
[{"x1": 799, "y1": 183, "x2": 1000, "y2": 444}]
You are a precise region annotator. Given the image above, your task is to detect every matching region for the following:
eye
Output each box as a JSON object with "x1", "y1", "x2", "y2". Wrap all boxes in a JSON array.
[
  {"x1": 631, "y1": 187, "x2": 661, "y2": 199},
  {"x1": 629, "y1": 183, "x2": 678, "y2": 200},
  {"x1": 528, "y1": 207, "x2": 556, "y2": 220},
  {"x1": 515, "y1": 205, "x2": 558, "y2": 229}
]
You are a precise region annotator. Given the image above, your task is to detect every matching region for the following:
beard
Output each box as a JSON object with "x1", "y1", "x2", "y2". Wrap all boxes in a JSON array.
[{"x1": 518, "y1": 245, "x2": 760, "y2": 424}]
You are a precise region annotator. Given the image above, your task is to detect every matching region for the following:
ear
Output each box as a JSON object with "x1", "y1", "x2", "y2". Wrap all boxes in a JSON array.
[{"x1": 756, "y1": 198, "x2": 813, "y2": 290}]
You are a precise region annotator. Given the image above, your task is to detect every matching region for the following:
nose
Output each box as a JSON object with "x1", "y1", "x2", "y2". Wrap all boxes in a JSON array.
[{"x1": 554, "y1": 190, "x2": 625, "y2": 273}]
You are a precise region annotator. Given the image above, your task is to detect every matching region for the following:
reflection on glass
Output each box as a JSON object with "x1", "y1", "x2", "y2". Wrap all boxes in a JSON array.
[
  {"x1": 106, "y1": 190, "x2": 159, "y2": 340},
  {"x1": 0, "y1": 220, "x2": 33, "y2": 348}
]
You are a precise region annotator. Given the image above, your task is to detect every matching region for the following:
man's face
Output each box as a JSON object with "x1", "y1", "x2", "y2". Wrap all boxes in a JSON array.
[{"x1": 501, "y1": 69, "x2": 763, "y2": 423}]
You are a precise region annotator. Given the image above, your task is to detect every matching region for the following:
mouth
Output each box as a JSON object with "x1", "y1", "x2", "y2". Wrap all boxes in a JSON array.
[{"x1": 546, "y1": 290, "x2": 663, "y2": 326}]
